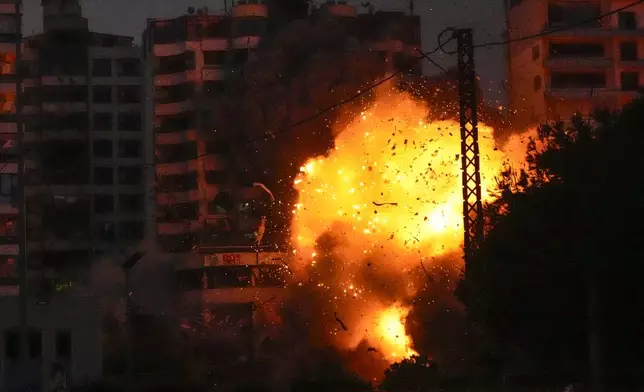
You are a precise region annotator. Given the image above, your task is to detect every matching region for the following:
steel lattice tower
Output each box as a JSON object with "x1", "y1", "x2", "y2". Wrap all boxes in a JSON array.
[{"x1": 456, "y1": 29, "x2": 484, "y2": 266}]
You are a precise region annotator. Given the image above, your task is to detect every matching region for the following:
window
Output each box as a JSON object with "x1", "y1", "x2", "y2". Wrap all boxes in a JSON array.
[
  {"x1": 94, "y1": 167, "x2": 113, "y2": 185},
  {"x1": 548, "y1": 3, "x2": 601, "y2": 28},
  {"x1": 232, "y1": 49, "x2": 248, "y2": 67},
  {"x1": 29, "y1": 329, "x2": 42, "y2": 359},
  {"x1": 203, "y1": 81, "x2": 226, "y2": 97},
  {"x1": 233, "y1": 17, "x2": 266, "y2": 38},
  {"x1": 117, "y1": 58, "x2": 141, "y2": 77},
  {"x1": 4, "y1": 329, "x2": 19, "y2": 359},
  {"x1": 92, "y1": 113, "x2": 112, "y2": 131},
  {"x1": 154, "y1": 83, "x2": 195, "y2": 103},
  {"x1": 93, "y1": 58, "x2": 112, "y2": 76},
  {"x1": 532, "y1": 45, "x2": 540, "y2": 61},
  {"x1": 550, "y1": 43, "x2": 604, "y2": 58},
  {"x1": 157, "y1": 202, "x2": 198, "y2": 222},
  {"x1": 157, "y1": 51, "x2": 195, "y2": 74},
  {"x1": 93, "y1": 86, "x2": 112, "y2": 103},
  {"x1": 94, "y1": 222, "x2": 115, "y2": 241},
  {"x1": 117, "y1": 86, "x2": 141, "y2": 104},
  {"x1": 118, "y1": 140, "x2": 141, "y2": 158},
  {"x1": 210, "y1": 267, "x2": 252, "y2": 288},
  {"x1": 0, "y1": 256, "x2": 16, "y2": 278},
  {"x1": 118, "y1": 166, "x2": 142, "y2": 185},
  {"x1": 620, "y1": 41, "x2": 638, "y2": 61},
  {"x1": 156, "y1": 172, "x2": 198, "y2": 192},
  {"x1": 550, "y1": 72, "x2": 606, "y2": 88},
  {"x1": 156, "y1": 112, "x2": 195, "y2": 132},
  {"x1": 203, "y1": 51, "x2": 227, "y2": 66},
  {"x1": 55, "y1": 330, "x2": 71, "y2": 359},
  {"x1": 618, "y1": 12, "x2": 637, "y2": 30},
  {"x1": 0, "y1": 174, "x2": 16, "y2": 204},
  {"x1": 156, "y1": 142, "x2": 197, "y2": 163},
  {"x1": 621, "y1": 71, "x2": 639, "y2": 90},
  {"x1": 119, "y1": 194, "x2": 143, "y2": 212},
  {"x1": 93, "y1": 139, "x2": 113, "y2": 158},
  {"x1": 118, "y1": 113, "x2": 141, "y2": 131},
  {"x1": 205, "y1": 170, "x2": 228, "y2": 184},
  {"x1": 533, "y1": 75, "x2": 542, "y2": 91},
  {"x1": 119, "y1": 221, "x2": 145, "y2": 240},
  {"x1": 0, "y1": 15, "x2": 17, "y2": 35},
  {"x1": 94, "y1": 194, "x2": 114, "y2": 214}
]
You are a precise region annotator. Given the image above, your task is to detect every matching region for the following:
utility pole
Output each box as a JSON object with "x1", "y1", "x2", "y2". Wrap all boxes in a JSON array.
[
  {"x1": 121, "y1": 251, "x2": 145, "y2": 392},
  {"x1": 456, "y1": 28, "x2": 484, "y2": 268}
]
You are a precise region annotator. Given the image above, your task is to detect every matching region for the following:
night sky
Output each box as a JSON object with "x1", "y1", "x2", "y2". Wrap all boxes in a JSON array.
[{"x1": 22, "y1": 0, "x2": 506, "y2": 104}]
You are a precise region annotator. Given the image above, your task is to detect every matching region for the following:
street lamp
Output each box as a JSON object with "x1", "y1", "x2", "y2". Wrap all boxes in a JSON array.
[{"x1": 121, "y1": 251, "x2": 145, "y2": 392}]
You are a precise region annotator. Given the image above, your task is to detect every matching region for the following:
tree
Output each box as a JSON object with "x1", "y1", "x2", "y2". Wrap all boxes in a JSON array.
[
  {"x1": 457, "y1": 98, "x2": 644, "y2": 385},
  {"x1": 380, "y1": 355, "x2": 441, "y2": 392}
]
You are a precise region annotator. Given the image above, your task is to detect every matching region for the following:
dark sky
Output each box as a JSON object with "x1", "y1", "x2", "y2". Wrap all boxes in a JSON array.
[{"x1": 23, "y1": 0, "x2": 506, "y2": 104}]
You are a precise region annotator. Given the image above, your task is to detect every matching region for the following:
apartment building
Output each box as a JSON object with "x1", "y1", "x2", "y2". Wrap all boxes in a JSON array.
[
  {"x1": 144, "y1": 2, "x2": 422, "y2": 256},
  {"x1": 0, "y1": 0, "x2": 21, "y2": 298},
  {"x1": 143, "y1": 3, "x2": 421, "y2": 378},
  {"x1": 318, "y1": 1, "x2": 423, "y2": 76},
  {"x1": 22, "y1": 0, "x2": 148, "y2": 294},
  {"x1": 507, "y1": 0, "x2": 644, "y2": 127}
]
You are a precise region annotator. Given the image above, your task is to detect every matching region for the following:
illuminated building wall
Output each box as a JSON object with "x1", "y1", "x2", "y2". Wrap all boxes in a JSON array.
[
  {"x1": 0, "y1": 0, "x2": 21, "y2": 298},
  {"x1": 507, "y1": 0, "x2": 644, "y2": 127},
  {"x1": 144, "y1": 4, "x2": 270, "y2": 257}
]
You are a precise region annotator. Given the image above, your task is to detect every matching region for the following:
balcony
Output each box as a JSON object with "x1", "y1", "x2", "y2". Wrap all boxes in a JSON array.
[
  {"x1": 546, "y1": 86, "x2": 638, "y2": 99},
  {"x1": 545, "y1": 57, "x2": 612, "y2": 69}
]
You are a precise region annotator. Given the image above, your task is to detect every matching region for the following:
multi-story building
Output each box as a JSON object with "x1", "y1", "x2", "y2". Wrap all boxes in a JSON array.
[
  {"x1": 22, "y1": 0, "x2": 148, "y2": 294},
  {"x1": 0, "y1": 0, "x2": 21, "y2": 298},
  {"x1": 507, "y1": 0, "x2": 644, "y2": 127},
  {"x1": 143, "y1": 3, "x2": 421, "y2": 381},
  {"x1": 318, "y1": 1, "x2": 422, "y2": 76},
  {"x1": 0, "y1": 1, "x2": 108, "y2": 390}
]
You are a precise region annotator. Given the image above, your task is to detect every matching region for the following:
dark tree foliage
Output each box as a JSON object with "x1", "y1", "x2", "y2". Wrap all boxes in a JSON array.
[
  {"x1": 457, "y1": 97, "x2": 644, "y2": 379},
  {"x1": 289, "y1": 350, "x2": 374, "y2": 392},
  {"x1": 380, "y1": 355, "x2": 441, "y2": 392}
]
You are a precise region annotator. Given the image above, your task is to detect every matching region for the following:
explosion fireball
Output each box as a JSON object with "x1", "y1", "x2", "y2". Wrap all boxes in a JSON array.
[{"x1": 289, "y1": 86, "x2": 525, "y2": 367}]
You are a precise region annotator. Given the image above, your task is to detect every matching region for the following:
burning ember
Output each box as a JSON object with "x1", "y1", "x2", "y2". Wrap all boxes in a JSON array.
[{"x1": 288, "y1": 85, "x2": 526, "y2": 369}]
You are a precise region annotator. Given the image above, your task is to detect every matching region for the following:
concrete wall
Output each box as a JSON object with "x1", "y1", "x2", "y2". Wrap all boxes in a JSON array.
[{"x1": 0, "y1": 295, "x2": 103, "y2": 390}]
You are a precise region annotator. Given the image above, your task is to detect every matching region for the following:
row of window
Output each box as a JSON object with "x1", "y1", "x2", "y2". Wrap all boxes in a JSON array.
[
  {"x1": 547, "y1": 7, "x2": 638, "y2": 30},
  {"x1": 532, "y1": 42, "x2": 642, "y2": 62},
  {"x1": 92, "y1": 58, "x2": 141, "y2": 77},
  {"x1": 24, "y1": 112, "x2": 141, "y2": 132},
  {"x1": 533, "y1": 72, "x2": 640, "y2": 91},
  {"x1": 151, "y1": 17, "x2": 267, "y2": 46},
  {"x1": 94, "y1": 220, "x2": 145, "y2": 241},
  {"x1": 4, "y1": 329, "x2": 71, "y2": 360},
  {"x1": 93, "y1": 139, "x2": 142, "y2": 159},
  {"x1": 94, "y1": 166, "x2": 143, "y2": 186},
  {"x1": 23, "y1": 85, "x2": 141, "y2": 105},
  {"x1": 154, "y1": 80, "x2": 226, "y2": 103},
  {"x1": 94, "y1": 193, "x2": 144, "y2": 214},
  {"x1": 157, "y1": 50, "x2": 249, "y2": 74}
]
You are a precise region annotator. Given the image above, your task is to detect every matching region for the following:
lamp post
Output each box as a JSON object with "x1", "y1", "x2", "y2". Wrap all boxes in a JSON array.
[{"x1": 121, "y1": 251, "x2": 145, "y2": 392}]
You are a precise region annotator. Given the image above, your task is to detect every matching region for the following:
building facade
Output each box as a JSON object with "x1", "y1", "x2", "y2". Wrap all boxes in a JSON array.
[
  {"x1": 507, "y1": 0, "x2": 644, "y2": 127},
  {"x1": 143, "y1": 4, "x2": 422, "y2": 382},
  {"x1": 0, "y1": 295, "x2": 103, "y2": 391},
  {"x1": 0, "y1": 0, "x2": 21, "y2": 298},
  {"x1": 22, "y1": 0, "x2": 148, "y2": 294}
]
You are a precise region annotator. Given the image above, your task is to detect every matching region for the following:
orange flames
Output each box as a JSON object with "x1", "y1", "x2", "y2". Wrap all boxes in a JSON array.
[{"x1": 289, "y1": 86, "x2": 527, "y2": 365}]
